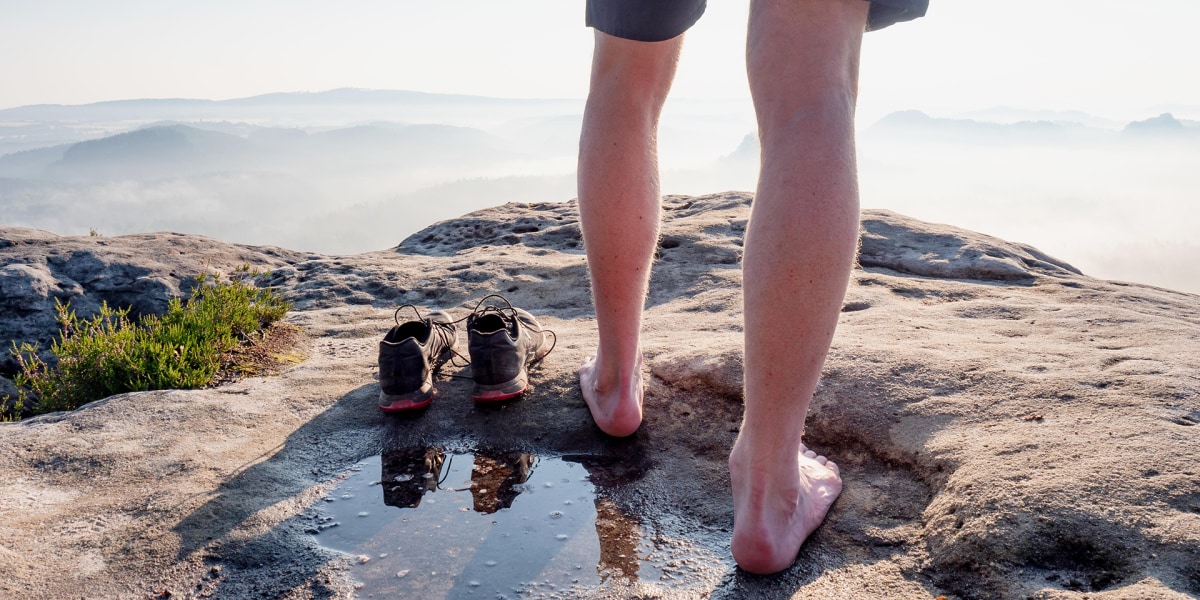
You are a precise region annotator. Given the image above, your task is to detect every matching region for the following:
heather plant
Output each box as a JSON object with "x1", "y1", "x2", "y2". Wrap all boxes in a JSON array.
[{"x1": 4, "y1": 268, "x2": 289, "y2": 420}]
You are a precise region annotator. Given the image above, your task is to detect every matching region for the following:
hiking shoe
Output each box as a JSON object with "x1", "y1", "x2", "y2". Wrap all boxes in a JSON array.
[
  {"x1": 378, "y1": 305, "x2": 458, "y2": 412},
  {"x1": 467, "y1": 295, "x2": 555, "y2": 402}
]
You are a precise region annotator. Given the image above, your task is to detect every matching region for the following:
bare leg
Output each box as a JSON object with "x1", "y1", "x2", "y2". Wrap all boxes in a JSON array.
[
  {"x1": 577, "y1": 31, "x2": 682, "y2": 437},
  {"x1": 729, "y1": 0, "x2": 868, "y2": 574}
]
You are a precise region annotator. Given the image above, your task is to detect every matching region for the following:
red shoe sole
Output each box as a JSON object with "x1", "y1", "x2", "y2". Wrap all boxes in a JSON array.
[
  {"x1": 379, "y1": 397, "x2": 433, "y2": 412},
  {"x1": 472, "y1": 388, "x2": 526, "y2": 403}
]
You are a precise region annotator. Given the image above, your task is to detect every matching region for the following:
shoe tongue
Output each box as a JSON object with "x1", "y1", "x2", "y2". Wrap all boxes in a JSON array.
[
  {"x1": 472, "y1": 312, "x2": 509, "y2": 334},
  {"x1": 390, "y1": 320, "x2": 430, "y2": 343}
]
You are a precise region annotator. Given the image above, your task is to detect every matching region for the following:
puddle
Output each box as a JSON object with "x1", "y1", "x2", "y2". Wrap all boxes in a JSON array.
[{"x1": 314, "y1": 448, "x2": 724, "y2": 598}]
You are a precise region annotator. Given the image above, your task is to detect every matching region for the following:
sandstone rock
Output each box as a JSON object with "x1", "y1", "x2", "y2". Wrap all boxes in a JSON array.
[
  {"x1": 0, "y1": 376, "x2": 19, "y2": 414},
  {"x1": 858, "y1": 209, "x2": 1082, "y2": 281},
  {"x1": 0, "y1": 227, "x2": 306, "y2": 374},
  {"x1": 0, "y1": 193, "x2": 1197, "y2": 599}
]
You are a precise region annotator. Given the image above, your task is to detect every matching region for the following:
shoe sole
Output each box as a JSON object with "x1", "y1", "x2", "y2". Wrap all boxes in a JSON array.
[
  {"x1": 379, "y1": 382, "x2": 435, "y2": 412},
  {"x1": 379, "y1": 342, "x2": 456, "y2": 413},
  {"x1": 472, "y1": 372, "x2": 528, "y2": 403}
]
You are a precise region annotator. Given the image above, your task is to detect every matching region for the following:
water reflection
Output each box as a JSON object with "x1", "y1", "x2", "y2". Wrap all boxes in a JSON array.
[
  {"x1": 380, "y1": 448, "x2": 539, "y2": 515},
  {"x1": 316, "y1": 447, "x2": 655, "y2": 598},
  {"x1": 468, "y1": 450, "x2": 535, "y2": 515},
  {"x1": 595, "y1": 497, "x2": 639, "y2": 582},
  {"x1": 380, "y1": 447, "x2": 444, "y2": 509}
]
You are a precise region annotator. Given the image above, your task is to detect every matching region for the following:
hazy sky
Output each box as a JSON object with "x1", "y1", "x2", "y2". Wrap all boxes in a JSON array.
[{"x1": 3, "y1": 1, "x2": 1198, "y2": 121}]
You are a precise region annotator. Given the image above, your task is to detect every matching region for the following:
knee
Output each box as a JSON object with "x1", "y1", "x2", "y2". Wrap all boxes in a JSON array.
[
  {"x1": 745, "y1": 0, "x2": 866, "y2": 141},
  {"x1": 753, "y1": 88, "x2": 857, "y2": 146},
  {"x1": 587, "y1": 31, "x2": 681, "y2": 115}
]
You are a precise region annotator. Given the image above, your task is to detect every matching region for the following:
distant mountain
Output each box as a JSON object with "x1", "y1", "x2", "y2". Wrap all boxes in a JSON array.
[
  {"x1": 0, "y1": 88, "x2": 583, "y2": 126},
  {"x1": 1143, "y1": 103, "x2": 1200, "y2": 120},
  {"x1": 220, "y1": 89, "x2": 531, "y2": 107},
  {"x1": 0, "y1": 121, "x2": 97, "y2": 157},
  {"x1": 959, "y1": 106, "x2": 1120, "y2": 129},
  {"x1": 44, "y1": 125, "x2": 252, "y2": 181},
  {"x1": 0, "y1": 144, "x2": 71, "y2": 179},
  {"x1": 868, "y1": 109, "x2": 1200, "y2": 146},
  {"x1": 0, "y1": 120, "x2": 514, "y2": 183},
  {"x1": 720, "y1": 133, "x2": 758, "y2": 163},
  {"x1": 1121, "y1": 113, "x2": 1200, "y2": 141},
  {"x1": 865, "y1": 110, "x2": 1112, "y2": 144},
  {"x1": 61, "y1": 124, "x2": 247, "y2": 162},
  {"x1": 0, "y1": 89, "x2": 586, "y2": 159}
]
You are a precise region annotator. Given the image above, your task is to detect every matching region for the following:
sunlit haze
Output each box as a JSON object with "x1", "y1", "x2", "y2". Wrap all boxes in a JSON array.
[
  {"x1": 4, "y1": 1, "x2": 1198, "y2": 118},
  {"x1": 2, "y1": 1, "x2": 1198, "y2": 293}
]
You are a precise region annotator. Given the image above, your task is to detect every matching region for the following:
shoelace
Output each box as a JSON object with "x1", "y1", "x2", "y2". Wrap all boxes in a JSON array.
[
  {"x1": 391, "y1": 296, "x2": 558, "y2": 381},
  {"x1": 392, "y1": 304, "x2": 471, "y2": 371},
  {"x1": 466, "y1": 294, "x2": 558, "y2": 365}
]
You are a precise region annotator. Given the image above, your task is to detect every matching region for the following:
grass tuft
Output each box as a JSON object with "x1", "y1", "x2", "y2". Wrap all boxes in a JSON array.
[{"x1": 4, "y1": 267, "x2": 290, "y2": 420}]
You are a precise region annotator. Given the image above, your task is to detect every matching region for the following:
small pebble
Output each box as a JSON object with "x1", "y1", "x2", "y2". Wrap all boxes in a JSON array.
[{"x1": 396, "y1": 570, "x2": 410, "y2": 578}]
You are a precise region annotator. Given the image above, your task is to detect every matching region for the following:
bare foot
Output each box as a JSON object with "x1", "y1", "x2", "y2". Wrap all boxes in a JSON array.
[
  {"x1": 578, "y1": 354, "x2": 644, "y2": 437},
  {"x1": 728, "y1": 442, "x2": 842, "y2": 574}
]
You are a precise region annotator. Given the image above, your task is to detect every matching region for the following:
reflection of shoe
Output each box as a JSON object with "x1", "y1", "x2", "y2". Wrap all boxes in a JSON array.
[
  {"x1": 381, "y1": 447, "x2": 445, "y2": 509},
  {"x1": 470, "y1": 450, "x2": 536, "y2": 514},
  {"x1": 467, "y1": 295, "x2": 555, "y2": 402},
  {"x1": 378, "y1": 305, "x2": 457, "y2": 412}
]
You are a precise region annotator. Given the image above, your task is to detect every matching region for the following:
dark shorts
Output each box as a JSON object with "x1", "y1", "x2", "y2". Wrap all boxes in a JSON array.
[{"x1": 585, "y1": 0, "x2": 928, "y2": 42}]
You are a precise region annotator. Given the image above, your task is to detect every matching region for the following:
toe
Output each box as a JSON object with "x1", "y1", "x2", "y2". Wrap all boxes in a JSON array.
[
  {"x1": 826, "y1": 460, "x2": 840, "y2": 477},
  {"x1": 815, "y1": 455, "x2": 827, "y2": 465},
  {"x1": 804, "y1": 449, "x2": 817, "y2": 459}
]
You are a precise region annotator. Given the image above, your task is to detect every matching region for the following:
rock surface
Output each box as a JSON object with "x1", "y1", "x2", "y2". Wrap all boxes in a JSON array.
[
  {"x1": 0, "y1": 227, "x2": 307, "y2": 374},
  {"x1": 1, "y1": 192, "x2": 1198, "y2": 599}
]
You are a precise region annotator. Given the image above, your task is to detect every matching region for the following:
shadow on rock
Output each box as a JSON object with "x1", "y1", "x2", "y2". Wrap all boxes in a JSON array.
[{"x1": 170, "y1": 383, "x2": 385, "y2": 598}]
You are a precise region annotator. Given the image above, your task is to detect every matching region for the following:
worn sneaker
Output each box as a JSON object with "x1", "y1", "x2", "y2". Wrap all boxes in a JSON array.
[
  {"x1": 378, "y1": 305, "x2": 458, "y2": 412},
  {"x1": 467, "y1": 295, "x2": 555, "y2": 402}
]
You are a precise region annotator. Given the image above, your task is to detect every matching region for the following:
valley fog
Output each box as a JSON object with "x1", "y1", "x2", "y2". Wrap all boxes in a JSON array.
[{"x1": 0, "y1": 91, "x2": 1196, "y2": 293}]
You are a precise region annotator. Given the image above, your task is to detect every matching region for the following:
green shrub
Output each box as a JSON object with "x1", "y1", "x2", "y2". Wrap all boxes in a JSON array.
[
  {"x1": 0, "y1": 394, "x2": 21, "y2": 423},
  {"x1": 4, "y1": 268, "x2": 290, "y2": 419}
]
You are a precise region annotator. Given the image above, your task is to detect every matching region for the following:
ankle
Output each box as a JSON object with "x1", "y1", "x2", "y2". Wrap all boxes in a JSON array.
[
  {"x1": 731, "y1": 433, "x2": 805, "y2": 467},
  {"x1": 589, "y1": 351, "x2": 643, "y2": 390}
]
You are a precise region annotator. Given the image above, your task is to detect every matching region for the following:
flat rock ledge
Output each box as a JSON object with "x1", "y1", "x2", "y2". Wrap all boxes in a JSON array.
[{"x1": 1, "y1": 192, "x2": 1198, "y2": 599}]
